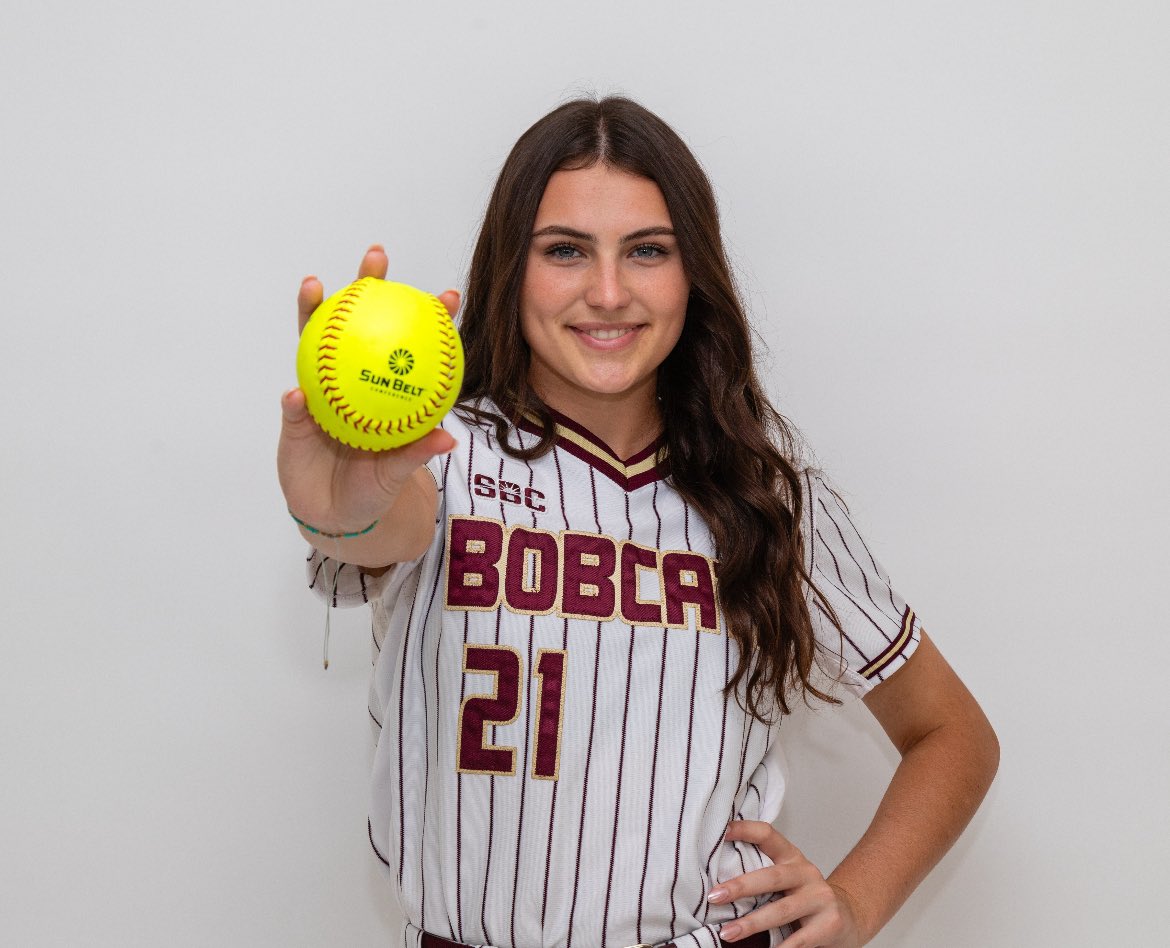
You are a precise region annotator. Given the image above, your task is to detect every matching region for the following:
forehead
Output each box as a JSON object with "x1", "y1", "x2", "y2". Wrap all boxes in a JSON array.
[{"x1": 533, "y1": 164, "x2": 672, "y2": 231}]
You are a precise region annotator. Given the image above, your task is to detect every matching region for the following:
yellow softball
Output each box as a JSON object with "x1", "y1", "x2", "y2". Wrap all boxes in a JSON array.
[{"x1": 296, "y1": 277, "x2": 464, "y2": 451}]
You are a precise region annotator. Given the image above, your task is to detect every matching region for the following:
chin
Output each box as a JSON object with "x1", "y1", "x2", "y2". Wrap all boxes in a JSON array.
[{"x1": 577, "y1": 375, "x2": 640, "y2": 397}]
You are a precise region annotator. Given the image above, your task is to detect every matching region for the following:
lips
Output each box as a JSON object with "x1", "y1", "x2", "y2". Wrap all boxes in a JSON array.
[
  {"x1": 570, "y1": 324, "x2": 643, "y2": 347},
  {"x1": 583, "y1": 327, "x2": 631, "y2": 340}
]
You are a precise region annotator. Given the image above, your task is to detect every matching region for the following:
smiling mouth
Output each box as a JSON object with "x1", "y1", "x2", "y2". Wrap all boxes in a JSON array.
[{"x1": 575, "y1": 326, "x2": 639, "y2": 341}]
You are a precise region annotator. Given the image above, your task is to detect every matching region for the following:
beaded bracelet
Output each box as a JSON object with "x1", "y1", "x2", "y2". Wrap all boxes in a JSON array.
[{"x1": 288, "y1": 509, "x2": 379, "y2": 539}]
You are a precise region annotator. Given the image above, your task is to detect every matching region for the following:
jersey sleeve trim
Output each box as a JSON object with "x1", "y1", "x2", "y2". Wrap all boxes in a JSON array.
[{"x1": 858, "y1": 605, "x2": 917, "y2": 679}]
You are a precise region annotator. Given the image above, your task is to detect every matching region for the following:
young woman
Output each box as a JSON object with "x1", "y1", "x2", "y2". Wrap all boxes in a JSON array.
[{"x1": 278, "y1": 97, "x2": 999, "y2": 948}]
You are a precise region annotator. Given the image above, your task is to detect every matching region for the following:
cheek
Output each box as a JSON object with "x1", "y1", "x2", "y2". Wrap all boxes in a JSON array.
[
  {"x1": 518, "y1": 310, "x2": 540, "y2": 352},
  {"x1": 518, "y1": 302, "x2": 557, "y2": 364},
  {"x1": 646, "y1": 262, "x2": 689, "y2": 313},
  {"x1": 519, "y1": 271, "x2": 545, "y2": 323},
  {"x1": 530, "y1": 269, "x2": 573, "y2": 304},
  {"x1": 520, "y1": 267, "x2": 575, "y2": 335},
  {"x1": 664, "y1": 277, "x2": 690, "y2": 337}
]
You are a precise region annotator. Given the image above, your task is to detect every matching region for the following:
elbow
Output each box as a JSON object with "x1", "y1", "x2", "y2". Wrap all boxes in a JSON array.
[
  {"x1": 957, "y1": 708, "x2": 1000, "y2": 804},
  {"x1": 918, "y1": 704, "x2": 1000, "y2": 803},
  {"x1": 980, "y1": 717, "x2": 1001, "y2": 791}
]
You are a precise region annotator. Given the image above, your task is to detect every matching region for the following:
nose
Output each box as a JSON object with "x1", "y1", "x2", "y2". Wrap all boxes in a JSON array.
[{"x1": 583, "y1": 257, "x2": 632, "y2": 311}]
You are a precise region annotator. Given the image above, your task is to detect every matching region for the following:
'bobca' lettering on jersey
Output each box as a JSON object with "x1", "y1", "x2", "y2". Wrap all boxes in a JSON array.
[{"x1": 444, "y1": 514, "x2": 721, "y2": 632}]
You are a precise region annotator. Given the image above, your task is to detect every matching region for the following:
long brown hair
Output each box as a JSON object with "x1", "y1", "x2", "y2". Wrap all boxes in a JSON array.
[{"x1": 458, "y1": 96, "x2": 840, "y2": 719}]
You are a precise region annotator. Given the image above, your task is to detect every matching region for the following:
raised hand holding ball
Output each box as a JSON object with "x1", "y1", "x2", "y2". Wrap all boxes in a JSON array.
[{"x1": 296, "y1": 277, "x2": 464, "y2": 451}]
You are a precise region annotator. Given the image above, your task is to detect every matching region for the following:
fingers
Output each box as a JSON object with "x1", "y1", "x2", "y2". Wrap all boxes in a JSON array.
[
  {"x1": 279, "y1": 387, "x2": 322, "y2": 444},
  {"x1": 709, "y1": 864, "x2": 798, "y2": 906},
  {"x1": 298, "y1": 245, "x2": 456, "y2": 333},
  {"x1": 718, "y1": 893, "x2": 804, "y2": 943},
  {"x1": 438, "y1": 288, "x2": 461, "y2": 318},
  {"x1": 724, "y1": 820, "x2": 801, "y2": 864},
  {"x1": 720, "y1": 878, "x2": 847, "y2": 945},
  {"x1": 391, "y1": 426, "x2": 457, "y2": 466},
  {"x1": 357, "y1": 243, "x2": 389, "y2": 280},
  {"x1": 712, "y1": 822, "x2": 842, "y2": 944},
  {"x1": 297, "y1": 275, "x2": 323, "y2": 335},
  {"x1": 282, "y1": 388, "x2": 455, "y2": 464},
  {"x1": 297, "y1": 244, "x2": 385, "y2": 334},
  {"x1": 370, "y1": 428, "x2": 456, "y2": 502},
  {"x1": 715, "y1": 869, "x2": 845, "y2": 945},
  {"x1": 281, "y1": 387, "x2": 307, "y2": 421}
]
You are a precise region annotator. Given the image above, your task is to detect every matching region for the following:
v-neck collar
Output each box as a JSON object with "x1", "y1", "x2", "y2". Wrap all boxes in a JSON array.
[{"x1": 517, "y1": 407, "x2": 669, "y2": 491}]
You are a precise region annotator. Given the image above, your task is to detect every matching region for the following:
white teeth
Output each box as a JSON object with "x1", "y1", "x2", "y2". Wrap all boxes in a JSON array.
[{"x1": 583, "y1": 327, "x2": 629, "y2": 340}]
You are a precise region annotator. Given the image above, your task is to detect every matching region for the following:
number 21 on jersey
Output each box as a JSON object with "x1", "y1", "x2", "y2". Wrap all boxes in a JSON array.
[{"x1": 458, "y1": 644, "x2": 567, "y2": 780}]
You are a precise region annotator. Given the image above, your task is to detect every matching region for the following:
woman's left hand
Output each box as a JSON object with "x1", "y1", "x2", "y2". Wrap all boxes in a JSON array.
[{"x1": 708, "y1": 820, "x2": 864, "y2": 948}]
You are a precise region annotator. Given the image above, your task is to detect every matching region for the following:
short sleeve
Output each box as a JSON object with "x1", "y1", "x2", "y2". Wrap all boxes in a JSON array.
[
  {"x1": 305, "y1": 549, "x2": 394, "y2": 608},
  {"x1": 802, "y1": 471, "x2": 922, "y2": 696},
  {"x1": 303, "y1": 454, "x2": 446, "y2": 609}
]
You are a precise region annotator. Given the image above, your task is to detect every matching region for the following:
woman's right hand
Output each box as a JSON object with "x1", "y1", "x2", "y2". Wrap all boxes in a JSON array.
[{"x1": 277, "y1": 245, "x2": 459, "y2": 560}]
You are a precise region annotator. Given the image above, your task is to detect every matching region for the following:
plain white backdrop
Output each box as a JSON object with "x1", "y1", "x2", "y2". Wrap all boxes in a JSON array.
[{"x1": 2, "y1": 1, "x2": 1168, "y2": 944}]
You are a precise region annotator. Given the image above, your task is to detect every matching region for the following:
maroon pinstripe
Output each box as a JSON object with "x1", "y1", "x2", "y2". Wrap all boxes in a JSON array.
[
  {"x1": 599, "y1": 490, "x2": 639, "y2": 945},
  {"x1": 636, "y1": 482, "x2": 668, "y2": 943},
  {"x1": 454, "y1": 433, "x2": 479, "y2": 943},
  {"x1": 669, "y1": 614, "x2": 703, "y2": 939},
  {"x1": 509, "y1": 440, "x2": 538, "y2": 947},
  {"x1": 826, "y1": 489, "x2": 903, "y2": 617},
  {"x1": 696, "y1": 627, "x2": 732, "y2": 923},
  {"x1": 716, "y1": 707, "x2": 757, "y2": 923},
  {"x1": 540, "y1": 442, "x2": 570, "y2": 935},
  {"x1": 565, "y1": 467, "x2": 603, "y2": 948},
  {"x1": 422, "y1": 451, "x2": 458, "y2": 939},
  {"x1": 819, "y1": 500, "x2": 900, "y2": 627},
  {"x1": 476, "y1": 457, "x2": 511, "y2": 946},
  {"x1": 396, "y1": 571, "x2": 422, "y2": 887}
]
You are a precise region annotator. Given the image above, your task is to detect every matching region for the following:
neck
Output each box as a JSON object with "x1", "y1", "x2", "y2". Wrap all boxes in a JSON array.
[{"x1": 536, "y1": 388, "x2": 662, "y2": 461}]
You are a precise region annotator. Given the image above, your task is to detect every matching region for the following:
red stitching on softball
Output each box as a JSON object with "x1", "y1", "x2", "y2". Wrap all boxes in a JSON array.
[{"x1": 317, "y1": 280, "x2": 374, "y2": 431}]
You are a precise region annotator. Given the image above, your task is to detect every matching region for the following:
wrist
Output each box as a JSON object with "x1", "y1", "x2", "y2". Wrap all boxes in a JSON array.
[
  {"x1": 826, "y1": 880, "x2": 869, "y2": 947},
  {"x1": 288, "y1": 508, "x2": 380, "y2": 539}
]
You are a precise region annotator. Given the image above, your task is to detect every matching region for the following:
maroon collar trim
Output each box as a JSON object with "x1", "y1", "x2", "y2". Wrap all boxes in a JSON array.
[{"x1": 517, "y1": 409, "x2": 668, "y2": 491}]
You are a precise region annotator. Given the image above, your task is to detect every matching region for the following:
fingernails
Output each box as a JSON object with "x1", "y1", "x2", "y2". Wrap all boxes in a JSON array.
[
  {"x1": 707, "y1": 887, "x2": 728, "y2": 904},
  {"x1": 720, "y1": 923, "x2": 741, "y2": 941},
  {"x1": 280, "y1": 389, "x2": 300, "y2": 419},
  {"x1": 302, "y1": 275, "x2": 317, "y2": 286},
  {"x1": 368, "y1": 243, "x2": 385, "y2": 254}
]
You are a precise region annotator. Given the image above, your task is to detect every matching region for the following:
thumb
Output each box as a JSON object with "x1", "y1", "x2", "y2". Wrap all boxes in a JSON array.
[
  {"x1": 391, "y1": 426, "x2": 457, "y2": 467},
  {"x1": 279, "y1": 388, "x2": 330, "y2": 447},
  {"x1": 281, "y1": 387, "x2": 309, "y2": 423}
]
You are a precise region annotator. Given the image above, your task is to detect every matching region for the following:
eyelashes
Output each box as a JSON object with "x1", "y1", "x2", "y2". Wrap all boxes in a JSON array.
[
  {"x1": 545, "y1": 242, "x2": 580, "y2": 260},
  {"x1": 542, "y1": 242, "x2": 670, "y2": 260},
  {"x1": 630, "y1": 243, "x2": 669, "y2": 259}
]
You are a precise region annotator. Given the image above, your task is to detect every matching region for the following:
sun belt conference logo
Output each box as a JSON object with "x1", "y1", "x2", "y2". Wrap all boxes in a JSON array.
[
  {"x1": 388, "y1": 349, "x2": 414, "y2": 375},
  {"x1": 358, "y1": 348, "x2": 424, "y2": 397}
]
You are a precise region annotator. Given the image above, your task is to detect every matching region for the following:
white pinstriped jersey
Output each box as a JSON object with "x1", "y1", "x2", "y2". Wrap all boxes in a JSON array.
[{"x1": 307, "y1": 403, "x2": 921, "y2": 948}]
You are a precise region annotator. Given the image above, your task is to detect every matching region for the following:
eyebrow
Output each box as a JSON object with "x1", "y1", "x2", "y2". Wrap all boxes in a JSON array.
[{"x1": 531, "y1": 225, "x2": 676, "y2": 243}]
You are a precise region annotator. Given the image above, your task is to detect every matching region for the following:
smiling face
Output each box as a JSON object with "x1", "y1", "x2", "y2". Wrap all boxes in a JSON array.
[{"x1": 519, "y1": 163, "x2": 691, "y2": 432}]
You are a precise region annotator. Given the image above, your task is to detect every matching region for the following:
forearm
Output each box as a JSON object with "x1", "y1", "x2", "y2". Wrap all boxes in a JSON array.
[{"x1": 825, "y1": 714, "x2": 999, "y2": 943}]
